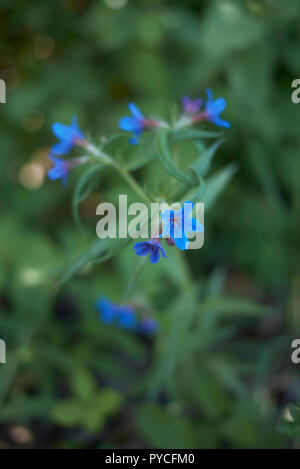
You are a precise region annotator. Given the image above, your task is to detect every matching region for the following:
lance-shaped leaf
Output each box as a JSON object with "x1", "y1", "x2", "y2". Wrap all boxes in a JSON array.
[
  {"x1": 191, "y1": 139, "x2": 224, "y2": 178},
  {"x1": 59, "y1": 237, "x2": 130, "y2": 285},
  {"x1": 203, "y1": 163, "x2": 238, "y2": 211},
  {"x1": 125, "y1": 134, "x2": 157, "y2": 171},
  {"x1": 171, "y1": 128, "x2": 223, "y2": 142},
  {"x1": 180, "y1": 175, "x2": 206, "y2": 204},
  {"x1": 72, "y1": 163, "x2": 104, "y2": 231},
  {"x1": 156, "y1": 128, "x2": 197, "y2": 186}
]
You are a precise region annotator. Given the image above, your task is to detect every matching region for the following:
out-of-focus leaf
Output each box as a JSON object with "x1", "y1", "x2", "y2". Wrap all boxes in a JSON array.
[
  {"x1": 156, "y1": 128, "x2": 197, "y2": 186},
  {"x1": 71, "y1": 368, "x2": 96, "y2": 401},
  {"x1": 60, "y1": 238, "x2": 130, "y2": 284},
  {"x1": 137, "y1": 404, "x2": 196, "y2": 449},
  {"x1": 72, "y1": 163, "x2": 104, "y2": 231},
  {"x1": 171, "y1": 128, "x2": 223, "y2": 141},
  {"x1": 191, "y1": 139, "x2": 223, "y2": 178},
  {"x1": 203, "y1": 163, "x2": 238, "y2": 210}
]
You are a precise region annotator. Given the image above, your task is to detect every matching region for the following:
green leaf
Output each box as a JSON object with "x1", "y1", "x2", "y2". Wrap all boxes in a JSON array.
[
  {"x1": 71, "y1": 368, "x2": 96, "y2": 401},
  {"x1": 148, "y1": 287, "x2": 198, "y2": 397},
  {"x1": 180, "y1": 176, "x2": 206, "y2": 204},
  {"x1": 178, "y1": 364, "x2": 231, "y2": 419},
  {"x1": 52, "y1": 389, "x2": 123, "y2": 433},
  {"x1": 191, "y1": 139, "x2": 224, "y2": 178},
  {"x1": 52, "y1": 399, "x2": 84, "y2": 427},
  {"x1": 171, "y1": 128, "x2": 223, "y2": 141},
  {"x1": 156, "y1": 128, "x2": 197, "y2": 186},
  {"x1": 72, "y1": 163, "x2": 104, "y2": 231},
  {"x1": 195, "y1": 296, "x2": 267, "y2": 340},
  {"x1": 203, "y1": 163, "x2": 238, "y2": 211},
  {"x1": 137, "y1": 404, "x2": 196, "y2": 449},
  {"x1": 100, "y1": 132, "x2": 127, "y2": 149},
  {"x1": 125, "y1": 134, "x2": 157, "y2": 170},
  {"x1": 60, "y1": 237, "x2": 130, "y2": 285},
  {"x1": 199, "y1": 296, "x2": 267, "y2": 318},
  {"x1": 85, "y1": 389, "x2": 123, "y2": 432}
]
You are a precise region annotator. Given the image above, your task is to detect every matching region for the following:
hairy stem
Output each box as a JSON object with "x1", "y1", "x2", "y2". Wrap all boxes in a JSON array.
[{"x1": 86, "y1": 143, "x2": 149, "y2": 202}]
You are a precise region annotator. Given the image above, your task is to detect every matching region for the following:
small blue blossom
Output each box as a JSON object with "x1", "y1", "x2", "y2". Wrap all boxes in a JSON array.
[
  {"x1": 133, "y1": 238, "x2": 167, "y2": 264},
  {"x1": 161, "y1": 201, "x2": 204, "y2": 251},
  {"x1": 117, "y1": 306, "x2": 138, "y2": 330},
  {"x1": 119, "y1": 103, "x2": 158, "y2": 144},
  {"x1": 96, "y1": 298, "x2": 137, "y2": 331},
  {"x1": 47, "y1": 155, "x2": 86, "y2": 186},
  {"x1": 51, "y1": 116, "x2": 86, "y2": 155},
  {"x1": 204, "y1": 89, "x2": 230, "y2": 128},
  {"x1": 119, "y1": 103, "x2": 145, "y2": 144},
  {"x1": 95, "y1": 297, "x2": 159, "y2": 336},
  {"x1": 47, "y1": 155, "x2": 71, "y2": 187},
  {"x1": 139, "y1": 317, "x2": 158, "y2": 336},
  {"x1": 95, "y1": 298, "x2": 117, "y2": 324},
  {"x1": 182, "y1": 96, "x2": 202, "y2": 115}
]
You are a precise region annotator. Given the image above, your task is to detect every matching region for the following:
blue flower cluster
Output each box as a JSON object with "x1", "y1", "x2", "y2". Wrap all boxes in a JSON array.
[
  {"x1": 133, "y1": 201, "x2": 204, "y2": 262},
  {"x1": 183, "y1": 89, "x2": 230, "y2": 129},
  {"x1": 48, "y1": 88, "x2": 229, "y2": 183},
  {"x1": 48, "y1": 117, "x2": 87, "y2": 185},
  {"x1": 117, "y1": 89, "x2": 230, "y2": 145},
  {"x1": 95, "y1": 298, "x2": 158, "y2": 336}
]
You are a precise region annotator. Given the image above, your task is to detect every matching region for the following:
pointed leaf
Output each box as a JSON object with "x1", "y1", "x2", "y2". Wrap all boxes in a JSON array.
[{"x1": 156, "y1": 128, "x2": 197, "y2": 186}]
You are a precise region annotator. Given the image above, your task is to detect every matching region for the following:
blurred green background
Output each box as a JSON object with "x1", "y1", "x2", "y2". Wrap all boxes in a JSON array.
[{"x1": 0, "y1": 0, "x2": 300, "y2": 449}]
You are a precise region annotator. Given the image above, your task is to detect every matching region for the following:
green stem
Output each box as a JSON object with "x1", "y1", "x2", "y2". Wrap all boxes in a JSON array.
[
  {"x1": 86, "y1": 143, "x2": 149, "y2": 202},
  {"x1": 122, "y1": 256, "x2": 148, "y2": 305},
  {"x1": 111, "y1": 161, "x2": 149, "y2": 202}
]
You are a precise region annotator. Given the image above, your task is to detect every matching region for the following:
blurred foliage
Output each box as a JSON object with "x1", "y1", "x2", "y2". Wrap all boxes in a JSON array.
[{"x1": 0, "y1": 0, "x2": 299, "y2": 449}]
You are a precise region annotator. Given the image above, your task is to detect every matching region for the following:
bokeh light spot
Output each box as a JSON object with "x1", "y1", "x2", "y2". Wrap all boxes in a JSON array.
[
  {"x1": 19, "y1": 163, "x2": 45, "y2": 190},
  {"x1": 34, "y1": 35, "x2": 55, "y2": 60},
  {"x1": 104, "y1": 0, "x2": 127, "y2": 10}
]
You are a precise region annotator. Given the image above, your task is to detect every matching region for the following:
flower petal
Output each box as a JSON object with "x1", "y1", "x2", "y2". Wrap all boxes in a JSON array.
[
  {"x1": 158, "y1": 245, "x2": 167, "y2": 258},
  {"x1": 134, "y1": 242, "x2": 151, "y2": 256},
  {"x1": 210, "y1": 116, "x2": 230, "y2": 128},
  {"x1": 172, "y1": 235, "x2": 189, "y2": 251},
  {"x1": 150, "y1": 248, "x2": 160, "y2": 263},
  {"x1": 129, "y1": 102, "x2": 144, "y2": 120},
  {"x1": 192, "y1": 218, "x2": 204, "y2": 232},
  {"x1": 52, "y1": 122, "x2": 73, "y2": 140},
  {"x1": 119, "y1": 117, "x2": 138, "y2": 132},
  {"x1": 71, "y1": 116, "x2": 85, "y2": 139},
  {"x1": 129, "y1": 137, "x2": 139, "y2": 145},
  {"x1": 182, "y1": 201, "x2": 194, "y2": 218},
  {"x1": 51, "y1": 141, "x2": 72, "y2": 156}
]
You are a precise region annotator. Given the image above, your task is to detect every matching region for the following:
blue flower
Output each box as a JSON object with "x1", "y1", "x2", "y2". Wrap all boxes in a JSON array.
[
  {"x1": 47, "y1": 155, "x2": 71, "y2": 186},
  {"x1": 95, "y1": 297, "x2": 159, "y2": 336},
  {"x1": 161, "y1": 201, "x2": 204, "y2": 250},
  {"x1": 51, "y1": 116, "x2": 86, "y2": 155},
  {"x1": 117, "y1": 306, "x2": 138, "y2": 330},
  {"x1": 182, "y1": 96, "x2": 202, "y2": 115},
  {"x1": 96, "y1": 298, "x2": 137, "y2": 330},
  {"x1": 47, "y1": 155, "x2": 86, "y2": 186},
  {"x1": 119, "y1": 103, "x2": 158, "y2": 144},
  {"x1": 204, "y1": 89, "x2": 230, "y2": 128},
  {"x1": 133, "y1": 238, "x2": 167, "y2": 264},
  {"x1": 95, "y1": 298, "x2": 117, "y2": 324},
  {"x1": 139, "y1": 317, "x2": 158, "y2": 336}
]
